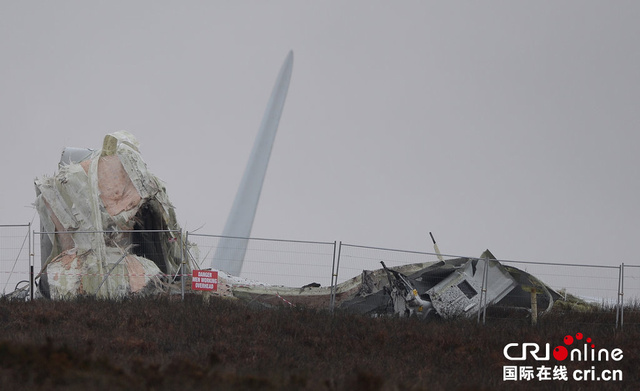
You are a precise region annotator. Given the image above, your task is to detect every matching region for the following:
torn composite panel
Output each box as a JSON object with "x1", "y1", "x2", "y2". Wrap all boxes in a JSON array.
[
  {"x1": 34, "y1": 132, "x2": 188, "y2": 299},
  {"x1": 425, "y1": 258, "x2": 517, "y2": 318}
]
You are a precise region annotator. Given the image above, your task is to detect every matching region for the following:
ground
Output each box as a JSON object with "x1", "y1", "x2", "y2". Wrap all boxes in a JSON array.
[{"x1": 0, "y1": 295, "x2": 638, "y2": 390}]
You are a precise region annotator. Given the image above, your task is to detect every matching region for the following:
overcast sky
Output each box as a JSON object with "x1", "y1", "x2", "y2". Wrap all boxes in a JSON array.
[{"x1": 1, "y1": 2, "x2": 639, "y2": 277}]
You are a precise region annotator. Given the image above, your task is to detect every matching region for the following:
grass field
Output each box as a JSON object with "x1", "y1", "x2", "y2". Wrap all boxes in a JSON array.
[{"x1": 0, "y1": 295, "x2": 638, "y2": 390}]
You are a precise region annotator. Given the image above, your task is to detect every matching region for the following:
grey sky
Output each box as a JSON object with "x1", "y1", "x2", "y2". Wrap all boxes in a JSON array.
[{"x1": 1, "y1": 2, "x2": 639, "y2": 274}]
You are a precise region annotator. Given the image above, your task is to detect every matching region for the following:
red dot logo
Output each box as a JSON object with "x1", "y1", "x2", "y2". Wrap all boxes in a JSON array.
[
  {"x1": 576, "y1": 332, "x2": 583, "y2": 340},
  {"x1": 553, "y1": 346, "x2": 568, "y2": 361},
  {"x1": 564, "y1": 335, "x2": 574, "y2": 345}
]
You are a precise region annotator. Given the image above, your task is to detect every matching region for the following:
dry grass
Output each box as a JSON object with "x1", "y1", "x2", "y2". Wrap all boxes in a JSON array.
[{"x1": 0, "y1": 295, "x2": 638, "y2": 390}]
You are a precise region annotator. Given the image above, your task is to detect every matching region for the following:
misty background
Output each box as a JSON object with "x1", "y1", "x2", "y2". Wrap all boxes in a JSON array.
[{"x1": 1, "y1": 2, "x2": 639, "y2": 290}]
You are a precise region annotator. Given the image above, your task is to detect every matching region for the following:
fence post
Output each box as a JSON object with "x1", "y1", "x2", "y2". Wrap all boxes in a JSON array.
[
  {"x1": 616, "y1": 263, "x2": 624, "y2": 330},
  {"x1": 330, "y1": 241, "x2": 342, "y2": 313},
  {"x1": 476, "y1": 259, "x2": 482, "y2": 324},
  {"x1": 620, "y1": 263, "x2": 624, "y2": 330},
  {"x1": 615, "y1": 265, "x2": 620, "y2": 329},
  {"x1": 477, "y1": 258, "x2": 489, "y2": 325},
  {"x1": 482, "y1": 258, "x2": 489, "y2": 325},
  {"x1": 181, "y1": 230, "x2": 185, "y2": 301},
  {"x1": 29, "y1": 222, "x2": 33, "y2": 301}
]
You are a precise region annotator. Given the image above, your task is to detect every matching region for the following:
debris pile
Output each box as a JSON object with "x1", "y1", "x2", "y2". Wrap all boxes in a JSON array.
[
  {"x1": 229, "y1": 252, "x2": 560, "y2": 320},
  {"x1": 34, "y1": 132, "x2": 188, "y2": 299}
]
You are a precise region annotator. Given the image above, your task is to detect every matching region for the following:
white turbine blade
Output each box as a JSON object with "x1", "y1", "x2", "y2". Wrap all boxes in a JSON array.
[{"x1": 211, "y1": 51, "x2": 294, "y2": 276}]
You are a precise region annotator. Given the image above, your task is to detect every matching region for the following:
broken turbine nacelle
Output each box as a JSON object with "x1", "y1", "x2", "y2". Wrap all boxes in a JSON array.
[
  {"x1": 381, "y1": 257, "x2": 545, "y2": 320},
  {"x1": 34, "y1": 132, "x2": 190, "y2": 299}
]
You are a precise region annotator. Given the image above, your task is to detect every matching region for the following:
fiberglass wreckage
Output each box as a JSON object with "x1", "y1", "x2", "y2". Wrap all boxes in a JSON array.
[
  {"x1": 34, "y1": 132, "x2": 189, "y2": 299},
  {"x1": 228, "y1": 250, "x2": 561, "y2": 320}
]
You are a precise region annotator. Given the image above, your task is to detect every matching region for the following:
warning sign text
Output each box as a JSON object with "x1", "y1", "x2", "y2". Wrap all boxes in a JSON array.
[{"x1": 192, "y1": 270, "x2": 218, "y2": 291}]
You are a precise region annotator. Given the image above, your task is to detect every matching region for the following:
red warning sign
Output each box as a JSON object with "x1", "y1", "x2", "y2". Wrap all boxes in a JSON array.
[{"x1": 191, "y1": 270, "x2": 218, "y2": 291}]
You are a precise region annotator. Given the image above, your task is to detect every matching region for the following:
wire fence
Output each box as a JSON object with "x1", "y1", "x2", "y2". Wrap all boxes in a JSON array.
[
  {"x1": 2, "y1": 225, "x2": 639, "y2": 326},
  {"x1": 31, "y1": 229, "x2": 186, "y2": 300},
  {"x1": 0, "y1": 224, "x2": 31, "y2": 296},
  {"x1": 334, "y1": 243, "x2": 443, "y2": 284},
  {"x1": 496, "y1": 260, "x2": 622, "y2": 304},
  {"x1": 186, "y1": 233, "x2": 336, "y2": 287},
  {"x1": 625, "y1": 265, "x2": 640, "y2": 301},
  {"x1": 623, "y1": 264, "x2": 640, "y2": 320}
]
